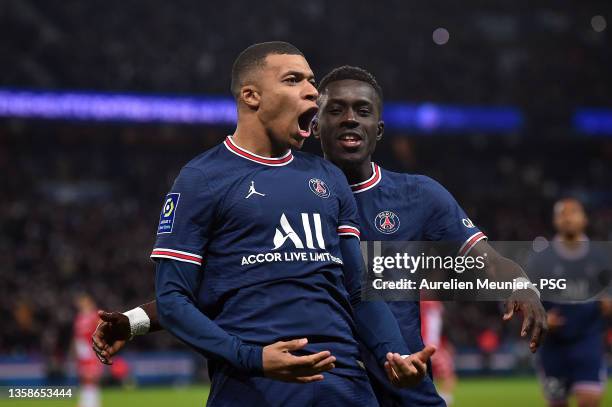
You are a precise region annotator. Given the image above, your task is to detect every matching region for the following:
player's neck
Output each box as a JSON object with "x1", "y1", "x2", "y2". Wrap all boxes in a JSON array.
[
  {"x1": 341, "y1": 159, "x2": 374, "y2": 185},
  {"x1": 232, "y1": 122, "x2": 290, "y2": 158}
]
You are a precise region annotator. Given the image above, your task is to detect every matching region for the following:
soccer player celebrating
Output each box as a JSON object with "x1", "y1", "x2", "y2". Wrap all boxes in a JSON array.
[
  {"x1": 94, "y1": 65, "x2": 547, "y2": 406},
  {"x1": 314, "y1": 66, "x2": 546, "y2": 406},
  {"x1": 529, "y1": 198, "x2": 612, "y2": 407},
  {"x1": 94, "y1": 43, "x2": 432, "y2": 406}
]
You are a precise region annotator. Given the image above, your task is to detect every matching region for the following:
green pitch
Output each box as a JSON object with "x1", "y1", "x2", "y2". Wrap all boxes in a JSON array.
[{"x1": 2, "y1": 378, "x2": 611, "y2": 406}]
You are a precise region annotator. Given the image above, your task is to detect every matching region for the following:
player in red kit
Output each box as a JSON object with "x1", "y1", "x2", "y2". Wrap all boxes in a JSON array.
[
  {"x1": 73, "y1": 294, "x2": 103, "y2": 407},
  {"x1": 421, "y1": 301, "x2": 457, "y2": 406}
]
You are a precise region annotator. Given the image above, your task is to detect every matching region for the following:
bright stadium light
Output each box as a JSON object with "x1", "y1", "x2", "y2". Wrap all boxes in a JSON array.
[
  {"x1": 433, "y1": 28, "x2": 450, "y2": 45},
  {"x1": 591, "y1": 15, "x2": 607, "y2": 32}
]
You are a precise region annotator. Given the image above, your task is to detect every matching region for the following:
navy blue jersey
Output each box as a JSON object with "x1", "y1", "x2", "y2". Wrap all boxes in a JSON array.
[
  {"x1": 352, "y1": 163, "x2": 486, "y2": 350},
  {"x1": 352, "y1": 163, "x2": 485, "y2": 406},
  {"x1": 528, "y1": 239, "x2": 608, "y2": 344},
  {"x1": 151, "y1": 136, "x2": 364, "y2": 376}
]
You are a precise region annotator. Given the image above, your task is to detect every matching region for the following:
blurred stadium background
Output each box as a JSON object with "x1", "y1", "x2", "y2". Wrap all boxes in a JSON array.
[{"x1": 1, "y1": 1, "x2": 611, "y2": 405}]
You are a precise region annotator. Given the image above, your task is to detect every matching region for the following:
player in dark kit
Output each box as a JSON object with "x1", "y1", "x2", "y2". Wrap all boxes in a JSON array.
[
  {"x1": 94, "y1": 63, "x2": 545, "y2": 406},
  {"x1": 529, "y1": 198, "x2": 612, "y2": 407},
  {"x1": 94, "y1": 64, "x2": 547, "y2": 406},
  {"x1": 313, "y1": 66, "x2": 547, "y2": 407},
  {"x1": 93, "y1": 43, "x2": 432, "y2": 407}
]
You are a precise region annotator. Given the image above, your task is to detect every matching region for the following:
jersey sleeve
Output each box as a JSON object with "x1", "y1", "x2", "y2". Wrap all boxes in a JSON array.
[
  {"x1": 150, "y1": 166, "x2": 215, "y2": 267},
  {"x1": 334, "y1": 169, "x2": 361, "y2": 239},
  {"x1": 419, "y1": 176, "x2": 486, "y2": 256}
]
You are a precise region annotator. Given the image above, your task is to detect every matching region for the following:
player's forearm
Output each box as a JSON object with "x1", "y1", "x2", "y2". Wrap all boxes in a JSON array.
[
  {"x1": 155, "y1": 259, "x2": 263, "y2": 374},
  {"x1": 354, "y1": 301, "x2": 412, "y2": 365},
  {"x1": 138, "y1": 300, "x2": 162, "y2": 332},
  {"x1": 339, "y1": 237, "x2": 412, "y2": 364},
  {"x1": 473, "y1": 241, "x2": 532, "y2": 281}
]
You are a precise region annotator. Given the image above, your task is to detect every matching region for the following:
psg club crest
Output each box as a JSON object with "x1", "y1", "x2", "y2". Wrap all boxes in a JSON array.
[
  {"x1": 309, "y1": 178, "x2": 330, "y2": 198},
  {"x1": 375, "y1": 211, "x2": 400, "y2": 234}
]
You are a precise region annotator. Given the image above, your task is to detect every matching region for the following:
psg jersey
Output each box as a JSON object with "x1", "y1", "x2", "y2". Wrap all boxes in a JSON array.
[
  {"x1": 351, "y1": 162, "x2": 486, "y2": 351},
  {"x1": 527, "y1": 238, "x2": 609, "y2": 343},
  {"x1": 151, "y1": 136, "x2": 364, "y2": 375}
]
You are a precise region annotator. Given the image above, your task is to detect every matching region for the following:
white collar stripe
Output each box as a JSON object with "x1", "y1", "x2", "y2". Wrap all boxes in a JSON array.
[
  {"x1": 224, "y1": 136, "x2": 293, "y2": 166},
  {"x1": 351, "y1": 163, "x2": 382, "y2": 193}
]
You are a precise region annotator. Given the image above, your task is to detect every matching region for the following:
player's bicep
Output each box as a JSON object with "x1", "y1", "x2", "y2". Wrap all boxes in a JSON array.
[
  {"x1": 151, "y1": 166, "x2": 215, "y2": 267},
  {"x1": 420, "y1": 176, "x2": 486, "y2": 255}
]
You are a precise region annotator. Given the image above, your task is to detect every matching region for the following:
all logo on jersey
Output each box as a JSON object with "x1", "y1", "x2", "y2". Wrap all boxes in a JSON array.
[
  {"x1": 157, "y1": 193, "x2": 180, "y2": 234},
  {"x1": 308, "y1": 178, "x2": 330, "y2": 198},
  {"x1": 241, "y1": 212, "x2": 343, "y2": 266},
  {"x1": 462, "y1": 218, "x2": 475, "y2": 228},
  {"x1": 375, "y1": 211, "x2": 400, "y2": 234},
  {"x1": 273, "y1": 213, "x2": 325, "y2": 250}
]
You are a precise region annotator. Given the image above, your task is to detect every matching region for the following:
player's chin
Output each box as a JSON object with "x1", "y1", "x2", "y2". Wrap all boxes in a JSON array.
[
  {"x1": 288, "y1": 135, "x2": 307, "y2": 150},
  {"x1": 331, "y1": 147, "x2": 368, "y2": 165}
]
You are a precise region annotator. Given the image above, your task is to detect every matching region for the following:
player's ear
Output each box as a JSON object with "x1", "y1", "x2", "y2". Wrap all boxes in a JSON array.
[
  {"x1": 240, "y1": 85, "x2": 261, "y2": 110},
  {"x1": 312, "y1": 117, "x2": 320, "y2": 139},
  {"x1": 376, "y1": 120, "x2": 385, "y2": 141}
]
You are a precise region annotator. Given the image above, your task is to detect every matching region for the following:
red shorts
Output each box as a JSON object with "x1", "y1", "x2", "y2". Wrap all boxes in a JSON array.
[
  {"x1": 78, "y1": 359, "x2": 103, "y2": 381},
  {"x1": 431, "y1": 344, "x2": 454, "y2": 380}
]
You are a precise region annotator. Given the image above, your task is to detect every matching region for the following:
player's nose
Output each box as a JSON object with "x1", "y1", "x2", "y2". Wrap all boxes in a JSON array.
[
  {"x1": 303, "y1": 81, "x2": 318, "y2": 102},
  {"x1": 341, "y1": 109, "x2": 359, "y2": 127}
]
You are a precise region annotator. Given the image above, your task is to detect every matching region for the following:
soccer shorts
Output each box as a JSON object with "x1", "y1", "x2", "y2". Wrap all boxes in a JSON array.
[
  {"x1": 537, "y1": 336, "x2": 607, "y2": 403},
  {"x1": 206, "y1": 364, "x2": 378, "y2": 407},
  {"x1": 430, "y1": 342, "x2": 454, "y2": 381}
]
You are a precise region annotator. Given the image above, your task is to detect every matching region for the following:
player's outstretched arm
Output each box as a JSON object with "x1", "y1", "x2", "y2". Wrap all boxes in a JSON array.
[
  {"x1": 470, "y1": 240, "x2": 548, "y2": 353},
  {"x1": 156, "y1": 259, "x2": 335, "y2": 382},
  {"x1": 92, "y1": 300, "x2": 162, "y2": 365},
  {"x1": 340, "y1": 236, "x2": 433, "y2": 387}
]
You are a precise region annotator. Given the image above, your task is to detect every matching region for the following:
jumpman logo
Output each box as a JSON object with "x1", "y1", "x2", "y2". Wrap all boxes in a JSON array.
[{"x1": 245, "y1": 181, "x2": 266, "y2": 199}]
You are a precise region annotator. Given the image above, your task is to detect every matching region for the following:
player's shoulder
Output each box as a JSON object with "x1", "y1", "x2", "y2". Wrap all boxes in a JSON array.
[
  {"x1": 381, "y1": 168, "x2": 447, "y2": 196},
  {"x1": 174, "y1": 142, "x2": 229, "y2": 182},
  {"x1": 294, "y1": 151, "x2": 348, "y2": 180}
]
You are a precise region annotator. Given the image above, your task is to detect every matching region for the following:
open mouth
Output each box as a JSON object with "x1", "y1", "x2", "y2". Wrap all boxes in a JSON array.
[
  {"x1": 297, "y1": 106, "x2": 318, "y2": 138},
  {"x1": 337, "y1": 132, "x2": 363, "y2": 149}
]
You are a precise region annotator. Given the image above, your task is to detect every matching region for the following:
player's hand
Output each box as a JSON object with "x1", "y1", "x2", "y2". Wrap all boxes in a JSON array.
[
  {"x1": 384, "y1": 345, "x2": 435, "y2": 388},
  {"x1": 262, "y1": 338, "x2": 336, "y2": 383},
  {"x1": 503, "y1": 290, "x2": 548, "y2": 353},
  {"x1": 91, "y1": 310, "x2": 131, "y2": 365}
]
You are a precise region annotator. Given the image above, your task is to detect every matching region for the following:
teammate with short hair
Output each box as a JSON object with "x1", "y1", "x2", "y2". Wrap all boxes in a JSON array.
[
  {"x1": 314, "y1": 65, "x2": 545, "y2": 406},
  {"x1": 94, "y1": 42, "x2": 432, "y2": 406},
  {"x1": 93, "y1": 64, "x2": 547, "y2": 406},
  {"x1": 530, "y1": 198, "x2": 612, "y2": 407}
]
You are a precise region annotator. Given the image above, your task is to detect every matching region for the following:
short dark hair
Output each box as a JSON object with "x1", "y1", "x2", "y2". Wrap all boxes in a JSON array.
[
  {"x1": 318, "y1": 65, "x2": 383, "y2": 105},
  {"x1": 230, "y1": 41, "x2": 304, "y2": 99}
]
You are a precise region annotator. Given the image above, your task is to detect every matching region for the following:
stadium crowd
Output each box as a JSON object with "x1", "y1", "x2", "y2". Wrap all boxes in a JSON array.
[{"x1": 1, "y1": 0, "x2": 609, "y2": 119}]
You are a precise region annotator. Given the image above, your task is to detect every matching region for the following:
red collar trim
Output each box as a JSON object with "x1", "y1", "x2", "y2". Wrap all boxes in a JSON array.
[
  {"x1": 351, "y1": 163, "x2": 382, "y2": 193},
  {"x1": 224, "y1": 136, "x2": 293, "y2": 166}
]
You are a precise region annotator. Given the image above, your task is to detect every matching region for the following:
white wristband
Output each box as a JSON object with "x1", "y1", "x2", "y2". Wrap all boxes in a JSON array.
[
  {"x1": 122, "y1": 307, "x2": 151, "y2": 339},
  {"x1": 513, "y1": 277, "x2": 540, "y2": 299}
]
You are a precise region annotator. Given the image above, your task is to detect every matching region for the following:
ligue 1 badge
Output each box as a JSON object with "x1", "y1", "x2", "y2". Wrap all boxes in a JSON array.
[
  {"x1": 158, "y1": 193, "x2": 180, "y2": 234},
  {"x1": 309, "y1": 178, "x2": 330, "y2": 198},
  {"x1": 375, "y1": 210, "x2": 400, "y2": 234}
]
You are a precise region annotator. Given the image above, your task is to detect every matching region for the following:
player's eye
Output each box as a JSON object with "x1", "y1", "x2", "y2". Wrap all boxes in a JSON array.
[
  {"x1": 284, "y1": 76, "x2": 299, "y2": 84},
  {"x1": 358, "y1": 108, "x2": 371, "y2": 116}
]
